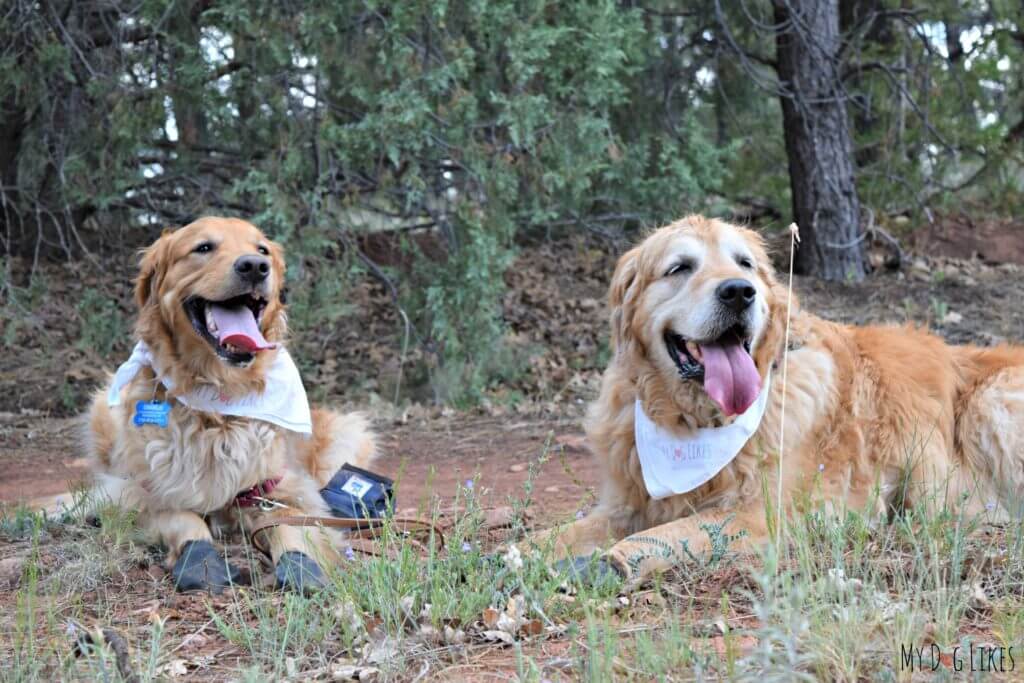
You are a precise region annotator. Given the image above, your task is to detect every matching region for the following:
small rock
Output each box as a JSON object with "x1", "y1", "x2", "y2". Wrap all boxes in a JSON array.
[
  {"x1": 967, "y1": 582, "x2": 991, "y2": 616},
  {"x1": 179, "y1": 633, "x2": 208, "y2": 650},
  {"x1": 0, "y1": 556, "x2": 26, "y2": 589},
  {"x1": 508, "y1": 463, "x2": 527, "y2": 473},
  {"x1": 443, "y1": 625, "x2": 466, "y2": 644},
  {"x1": 544, "y1": 485, "x2": 560, "y2": 493},
  {"x1": 942, "y1": 311, "x2": 963, "y2": 325},
  {"x1": 911, "y1": 269, "x2": 931, "y2": 282},
  {"x1": 555, "y1": 434, "x2": 588, "y2": 451}
]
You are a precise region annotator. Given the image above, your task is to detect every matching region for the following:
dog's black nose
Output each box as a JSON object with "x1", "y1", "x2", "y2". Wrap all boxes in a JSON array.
[
  {"x1": 716, "y1": 278, "x2": 756, "y2": 312},
  {"x1": 234, "y1": 255, "x2": 270, "y2": 284}
]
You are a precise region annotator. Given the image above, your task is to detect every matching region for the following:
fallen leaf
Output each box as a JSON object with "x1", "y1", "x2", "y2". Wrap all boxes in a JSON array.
[
  {"x1": 481, "y1": 629, "x2": 516, "y2": 645},
  {"x1": 332, "y1": 664, "x2": 380, "y2": 681},
  {"x1": 165, "y1": 659, "x2": 189, "y2": 677},
  {"x1": 520, "y1": 619, "x2": 543, "y2": 636}
]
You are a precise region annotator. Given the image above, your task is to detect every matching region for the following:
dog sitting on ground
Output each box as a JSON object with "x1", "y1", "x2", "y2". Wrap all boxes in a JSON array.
[
  {"x1": 537, "y1": 215, "x2": 1024, "y2": 586},
  {"x1": 86, "y1": 216, "x2": 375, "y2": 593}
]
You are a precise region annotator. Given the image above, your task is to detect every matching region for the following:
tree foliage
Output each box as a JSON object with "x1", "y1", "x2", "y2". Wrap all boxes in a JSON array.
[{"x1": 2, "y1": 0, "x2": 1021, "y2": 399}]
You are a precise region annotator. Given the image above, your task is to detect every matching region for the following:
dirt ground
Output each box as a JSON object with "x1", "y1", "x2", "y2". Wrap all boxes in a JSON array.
[{"x1": 0, "y1": 412, "x2": 600, "y2": 530}]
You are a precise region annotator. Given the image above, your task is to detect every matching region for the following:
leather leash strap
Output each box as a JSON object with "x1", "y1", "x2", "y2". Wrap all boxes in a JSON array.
[{"x1": 247, "y1": 515, "x2": 445, "y2": 559}]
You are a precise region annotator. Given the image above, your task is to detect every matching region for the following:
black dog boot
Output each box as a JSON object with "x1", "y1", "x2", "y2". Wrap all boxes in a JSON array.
[
  {"x1": 555, "y1": 553, "x2": 625, "y2": 587},
  {"x1": 171, "y1": 539, "x2": 242, "y2": 593},
  {"x1": 275, "y1": 551, "x2": 327, "y2": 595}
]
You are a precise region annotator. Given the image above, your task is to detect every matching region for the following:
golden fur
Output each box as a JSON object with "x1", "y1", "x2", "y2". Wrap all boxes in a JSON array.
[
  {"x1": 539, "y1": 216, "x2": 1024, "y2": 584},
  {"x1": 86, "y1": 217, "x2": 375, "y2": 569}
]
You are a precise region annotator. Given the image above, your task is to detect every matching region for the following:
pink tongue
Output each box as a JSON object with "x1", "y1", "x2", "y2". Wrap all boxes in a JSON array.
[
  {"x1": 699, "y1": 338, "x2": 761, "y2": 416},
  {"x1": 209, "y1": 304, "x2": 275, "y2": 352}
]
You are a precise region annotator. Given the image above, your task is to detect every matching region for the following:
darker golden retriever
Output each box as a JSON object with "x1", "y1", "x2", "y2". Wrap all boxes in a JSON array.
[
  {"x1": 538, "y1": 215, "x2": 1024, "y2": 586},
  {"x1": 86, "y1": 217, "x2": 374, "y2": 593}
]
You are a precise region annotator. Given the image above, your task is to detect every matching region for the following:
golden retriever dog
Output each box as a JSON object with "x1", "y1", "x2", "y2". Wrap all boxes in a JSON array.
[
  {"x1": 86, "y1": 217, "x2": 375, "y2": 593},
  {"x1": 539, "y1": 215, "x2": 1024, "y2": 586}
]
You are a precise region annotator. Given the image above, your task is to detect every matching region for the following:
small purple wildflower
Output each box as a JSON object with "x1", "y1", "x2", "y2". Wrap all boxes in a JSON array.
[
  {"x1": 464, "y1": 479, "x2": 474, "y2": 490},
  {"x1": 461, "y1": 541, "x2": 472, "y2": 553},
  {"x1": 817, "y1": 463, "x2": 825, "y2": 473},
  {"x1": 986, "y1": 502, "x2": 997, "y2": 512},
  {"x1": 344, "y1": 546, "x2": 356, "y2": 561},
  {"x1": 575, "y1": 510, "x2": 586, "y2": 520}
]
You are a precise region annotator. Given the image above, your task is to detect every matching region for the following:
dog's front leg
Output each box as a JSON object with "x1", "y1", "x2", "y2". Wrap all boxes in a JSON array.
[
  {"x1": 250, "y1": 477, "x2": 340, "y2": 595},
  {"x1": 528, "y1": 504, "x2": 643, "y2": 561},
  {"x1": 259, "y1": 520, "x2": 335, "y2": 595},
  {"x1": 144, "y1": 509, "x2": 242, "y2": 593},
  {"x1": 604, "y1": 508, "x2": 767, "y2": 588}
]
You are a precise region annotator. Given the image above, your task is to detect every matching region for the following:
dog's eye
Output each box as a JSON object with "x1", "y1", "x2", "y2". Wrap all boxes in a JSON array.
[
  {"x1": 665, "y1": 260, "x2": 694, "y2": 277},
  {"x1": 257, "y1": 245, "x2": 269, "y2": 256},
  {"x1": 737, "y1": 256, "x2": 753, "y2": 269},
  {"x1": 194, "y1": 242, "x2": 214, "y2": 254}
]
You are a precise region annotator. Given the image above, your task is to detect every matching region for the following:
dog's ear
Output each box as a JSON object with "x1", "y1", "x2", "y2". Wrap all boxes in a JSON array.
[
  {"x1": 750, "y1": 233, "x2": 798, "y2": 375},
  {"x1": 267, "y1": 239, "x2": 287, "y2": 304},
  {"x1": 608, "y1": 246, "x2": 642, "y2": 352},
  {"x1": 135, "y1": 231, "x2": 174, "y2": 310},
  {"x1": 259, "y1": 238, "x2": 289, "y2": 342}
]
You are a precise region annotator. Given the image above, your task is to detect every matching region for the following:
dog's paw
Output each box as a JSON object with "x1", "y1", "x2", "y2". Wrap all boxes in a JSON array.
[
  {"x1": 171, "y1": 540, "x2": 241, "y2": 593},
  {"x1": 275, "y1": 551, "x2": 327, "y2": 595},
  {"x1": 555, "y1": 553, "x2": 625, "y2": 587}
]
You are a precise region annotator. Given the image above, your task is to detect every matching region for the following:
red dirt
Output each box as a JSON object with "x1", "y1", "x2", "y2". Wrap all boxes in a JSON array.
[
  {"x1": 907, "y1": 214, "x2": 1024, "y2": 265},
  {"x1": 0, "y1": 413, "x2": 601, "y2": 528}
]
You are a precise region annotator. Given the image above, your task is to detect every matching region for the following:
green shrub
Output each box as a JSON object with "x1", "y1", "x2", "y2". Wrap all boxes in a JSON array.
[{"x1": 75, "y1": 288, "x2": 127, "y2": 357}]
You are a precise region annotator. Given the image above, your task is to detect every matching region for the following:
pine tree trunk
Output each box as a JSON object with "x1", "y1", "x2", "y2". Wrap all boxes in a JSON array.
[{"x1": 775, "y1": 0, "x2": 866, "y2": 281}]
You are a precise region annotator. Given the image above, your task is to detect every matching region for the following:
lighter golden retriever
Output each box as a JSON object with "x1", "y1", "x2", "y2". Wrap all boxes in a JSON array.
[
  {"x1": 539, "y1": 215, "x2": 1024, "y2": 585},
  {"x1": 86, "y1": 217, "x2": 374, "y2": 593}
]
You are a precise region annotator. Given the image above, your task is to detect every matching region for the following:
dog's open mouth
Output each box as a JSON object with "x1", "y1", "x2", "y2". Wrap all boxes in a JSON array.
[
  {"x1": 665, "y1": 325, "x2": 761, "y2": 417},
  {"x1": 185, "y1": 294, "x2": 275, "y2": 364}
]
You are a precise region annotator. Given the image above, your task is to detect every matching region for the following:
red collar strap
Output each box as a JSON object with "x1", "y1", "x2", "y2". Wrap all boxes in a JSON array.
[{"x1": 235, "y1": 477, "x2": 282, "y2": 507}]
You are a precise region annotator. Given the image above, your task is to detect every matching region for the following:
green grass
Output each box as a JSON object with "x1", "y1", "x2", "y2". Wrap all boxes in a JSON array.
[{"x1": 2, "y1": 467, "x2": 1023, "y2": 681}]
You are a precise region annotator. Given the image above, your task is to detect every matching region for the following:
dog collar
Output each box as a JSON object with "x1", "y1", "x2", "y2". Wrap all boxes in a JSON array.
[
  {"x1": 634, "y1": 372, "x2": 771, "y2": 500},
  {"x1": 107, "y1": 341, "x2": 313, "y2": 434}
]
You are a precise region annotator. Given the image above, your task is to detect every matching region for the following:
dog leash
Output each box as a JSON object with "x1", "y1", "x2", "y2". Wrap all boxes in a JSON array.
[{"x1": 246, "y1": 514, "x2": 445, "y2": 559}]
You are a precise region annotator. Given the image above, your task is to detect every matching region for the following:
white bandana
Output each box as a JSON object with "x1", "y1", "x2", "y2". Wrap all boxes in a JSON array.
[
  {"x1": 107, "y1": 341, "x2": 313, "y2": 435},
  {"x1": 634, "y1": 373, "x2": 771, "y2": 499}
]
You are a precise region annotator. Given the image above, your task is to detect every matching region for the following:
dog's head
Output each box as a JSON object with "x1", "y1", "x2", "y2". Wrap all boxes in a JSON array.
[
  {"x1": 608, "y1": 216, "x2": 789, "y2": 421},
  {"x1": 134, "y1": 216, "x2": 287, "y2": 393}
]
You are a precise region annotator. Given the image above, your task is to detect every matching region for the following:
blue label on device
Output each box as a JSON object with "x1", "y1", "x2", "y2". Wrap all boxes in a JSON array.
[{"x1": 133, "y1": 400, "x2": 171, "y2": 427}]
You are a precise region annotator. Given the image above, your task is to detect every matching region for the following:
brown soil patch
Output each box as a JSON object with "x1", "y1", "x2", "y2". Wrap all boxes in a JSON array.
[
  {"x1": 908, "y1": 213, "x2": 1024, "y2": 265},
  {"x1": 0, "y1": 413, "x2": 600, "y2": 530}
]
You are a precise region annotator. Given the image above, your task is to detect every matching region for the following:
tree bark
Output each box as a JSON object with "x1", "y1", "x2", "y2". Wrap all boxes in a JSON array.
[{"x1": 775, "y1": 0, "x2": 866, "y2": 281}]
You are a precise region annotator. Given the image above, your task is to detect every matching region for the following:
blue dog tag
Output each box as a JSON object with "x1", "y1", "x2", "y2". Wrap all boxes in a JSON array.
[{"x1": 133, "y1": 400, "x2": 171, "y2": 427}]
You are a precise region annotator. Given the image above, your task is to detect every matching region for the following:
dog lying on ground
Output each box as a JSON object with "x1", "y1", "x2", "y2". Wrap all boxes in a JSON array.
[
  {"x1": 538, "y1": 215, "x2": 1024, "y2": 586},
  {"x1": 86, "y1": 216, "x2": 375, "y2": 593}
]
